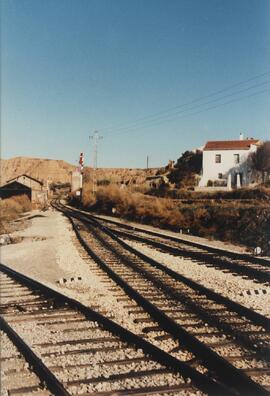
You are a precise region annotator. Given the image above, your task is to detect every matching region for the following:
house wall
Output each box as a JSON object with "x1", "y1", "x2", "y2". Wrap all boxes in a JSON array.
[
  {"x1": 199, "y1": 144, "x2": 257, "y2": 187},
  {"x1": 71, "y1": 171, "x2": 82, "y2": 192},
  {"x1": 32, "y1": 190, "x2": 48, "y2": 205},
  {"x1": 6, "y1": 176, "x2": 49, "y2": 204},
  {"x1": 13, "y1": 175, "x2": 43, "y2": 191},
  {"x1": 7, "y1": 175, "x2": 48, "y2": 204}
]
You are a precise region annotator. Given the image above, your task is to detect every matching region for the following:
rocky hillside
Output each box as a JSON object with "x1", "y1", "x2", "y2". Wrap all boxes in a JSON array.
[
  {"x1": 0, "y1": 157, "x2": 162, "y2": 186},
  {"x1": 83, "y1": 167, "x2": 161, "y2": 186},
  {"x1": 0, "y1": 157, "x2": 75, "y2": 185}
]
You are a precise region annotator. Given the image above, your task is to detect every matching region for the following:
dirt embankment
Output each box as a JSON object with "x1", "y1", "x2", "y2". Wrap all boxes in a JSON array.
[
  {"x1": 0, "y1": 157, "x2": 75, "y2": 185},
  {"x1": 84, "y1": 167, "x2": 160, "y2": 186},
  {"x1": 0, "y1": 157, "x2": 162, "y2": 187}
]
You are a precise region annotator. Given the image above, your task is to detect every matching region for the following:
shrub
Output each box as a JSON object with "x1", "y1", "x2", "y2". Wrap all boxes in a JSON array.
[
  {"x1": 50, "y1": 182, "x2": 71, "y2": 191},
  {"x1": 82, "y1": 183, "x2": 96, "y2": 207},
  {"x1": 81, "y1": 185, "x2": 186, "y2": 231},
  {"x1": 168, "y1": 150, "x2": 202, "y2": 188},
  {"x1": 213, "y1": 180, "x2": 227, "y2": 187},
  {"x1": 0, "y1": 195, "x2": 32, "y2": 222},
  {"x1": 13, "y1": 195, "x2": 32, "y2": 212},
  {"x1": 70, "y1": 185, "x2": 270, "y2": 254},
  {"x1": 97, "y1": 179, "x2": 111, "y2": 186},
  {"x1": 249, "y1": 141, "x2": 270, "y2": 183}
]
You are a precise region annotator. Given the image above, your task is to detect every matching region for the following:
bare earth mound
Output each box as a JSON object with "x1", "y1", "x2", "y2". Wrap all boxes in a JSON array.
[
  {"x1": 0, "y1": 157, "x2": 75, "y2": 185},
  {"x1": 0, "y1": 156, "x2": 161, "y2": 186}
]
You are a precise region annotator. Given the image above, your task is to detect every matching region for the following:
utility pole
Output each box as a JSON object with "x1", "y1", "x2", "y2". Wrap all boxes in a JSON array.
[
  {"x1": 89, "y1": 130, "x2": 103, "y2": 194},
  {"x1": 79, "y1": 153, "x2": 84, "y2": 202},
  {"x1": 146, "y1": 155, "x2": 149, "y2": 169}
]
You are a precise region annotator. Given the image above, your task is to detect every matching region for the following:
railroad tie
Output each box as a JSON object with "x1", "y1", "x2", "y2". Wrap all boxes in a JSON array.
[
  {"x1": 240, "y1": 289, "x2": 269, "y2": 297},
  {"x1": 57, "y1": 277, "x2": 82, "y2": 285}
]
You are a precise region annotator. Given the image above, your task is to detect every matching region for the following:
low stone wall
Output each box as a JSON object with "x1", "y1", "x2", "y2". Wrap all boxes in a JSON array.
[{"x1": 194, "y1": 186, "x2": 230, "y2": 192}]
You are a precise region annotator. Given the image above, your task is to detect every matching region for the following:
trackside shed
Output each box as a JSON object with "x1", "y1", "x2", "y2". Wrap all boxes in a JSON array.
[{"x1": 0, "y1": 174, "x2": 48, "y2": 204}]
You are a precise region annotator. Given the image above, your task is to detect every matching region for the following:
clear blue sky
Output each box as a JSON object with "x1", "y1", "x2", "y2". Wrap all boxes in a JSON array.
[{"x1": 1, "y1": 0, "x2": 270, "y2": 168}]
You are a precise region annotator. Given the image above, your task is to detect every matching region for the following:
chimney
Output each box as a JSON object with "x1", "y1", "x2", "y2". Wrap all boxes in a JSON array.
[{"x1": 239, "y1": 132, "x2": 244, "y2": 140}]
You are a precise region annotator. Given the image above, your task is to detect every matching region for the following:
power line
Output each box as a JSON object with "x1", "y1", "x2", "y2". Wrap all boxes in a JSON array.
[
  {"x1": 104, "y1": 87, "x2": 270, "y2": 139},
  {"x1": 101, "y1": 70, "x2": 270, "y2": 136},
  {"x1": 104, "y1": 80, "x2": 270, "y2": 137}
]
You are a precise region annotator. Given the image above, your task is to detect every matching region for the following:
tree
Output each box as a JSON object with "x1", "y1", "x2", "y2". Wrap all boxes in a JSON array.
[
  {"x1": 250, "y1": 141, "x2": 270, "y2": 183},
  {"x1": 168, "y1": 150, "x2": 202, "y2": 188}
]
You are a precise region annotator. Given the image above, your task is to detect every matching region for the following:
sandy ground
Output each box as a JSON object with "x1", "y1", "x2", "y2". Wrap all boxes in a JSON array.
[
  {"x1": 0, "y1": 209, "x2": 140, "y2": 331},
  {"x1": 1, "y1": 210, "x2": 67, "y2": 284},
  {"x1": 1, "y1": 209, "x2": 103, "y2": 299}
]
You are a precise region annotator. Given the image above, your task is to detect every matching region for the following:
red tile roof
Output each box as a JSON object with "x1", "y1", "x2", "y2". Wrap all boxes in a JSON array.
[{"x1": 204, "y1": 139, "x2": 261, "y2": 151}]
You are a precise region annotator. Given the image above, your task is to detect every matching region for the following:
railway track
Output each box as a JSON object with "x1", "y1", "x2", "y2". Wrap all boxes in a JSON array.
[
  {"x1": 0, "y1": 264, "x2": 225, "y2": 396},
  {"x1": 53, "y1": 202, "x2": 270, "y2": 395},
  {"x1": 113, "y1": 229, "x2": 270, "y2": 285},
  {"x1": 65, "y1": 204, "x2": 270, "y2": 284},
  {"x1": 1, "y1": 319, "x2": 66, "y2": 396},
  {"x1": 93, "y1": 215, "x2": 270, "y2": 285}
]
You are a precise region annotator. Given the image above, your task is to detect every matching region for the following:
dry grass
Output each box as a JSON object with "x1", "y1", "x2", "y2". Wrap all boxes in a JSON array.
[
  {"x1": 82, "y1": 183, "x2": 96, "y2": 207},
  {"x1": 0, "y1": 195, "x2": 31, "y2": 220},
  {"x1": 74, "y1": 184, "x2": 270, "y2": 253},
  {"x1": 151, "y1": 185, "x2": 270, "y2": 201},
  {"x1": 82, "y1": 185, "x2": 186, "y2": 230},
  {"x1": 0, "y1": 195, "x2": 32, "y2": 234}
]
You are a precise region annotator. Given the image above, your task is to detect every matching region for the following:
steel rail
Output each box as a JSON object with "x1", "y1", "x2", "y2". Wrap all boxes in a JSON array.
[
  {"x1": 58, "y1": 207, "x2": 269, "y2": 395},
  {"x1": 80, "y1": 214, "x2": 270, "y2": 357},
  {"x1": 111, "y1": 227, "x2": 270, "y2": 283},
  {"x1": 0, "y1": 263, "x2": 226, "y2": 396},
  {"x1": 84, "y1": 208, "x2": 270, "y2": 268},
  {"x1": 105, "y1": 227, "x2": 270, "y2": 331},
  {"x1": 58, "y1": 203, "x2": 270, "y2": 280},
  {"x1": 0, "y1": 315, "x2": 71, "y2": 396},
  {"x1": 59, "y1": 203, "x2": 270, "y2": 331}
]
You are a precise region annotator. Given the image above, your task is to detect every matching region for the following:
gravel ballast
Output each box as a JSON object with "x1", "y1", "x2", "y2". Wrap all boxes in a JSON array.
[
  {"x1": 2, "y1": 208, "x2": 269, "y2": 393},
  {"x1": 1, "y1": 210, "x2": 163, "y2": 335},
  {"x1": 2, "y1": 207, "x2": 268, "y2": 321},
  {"x1": 123, "y1": 239, "x2": 270, "y2": 317}
]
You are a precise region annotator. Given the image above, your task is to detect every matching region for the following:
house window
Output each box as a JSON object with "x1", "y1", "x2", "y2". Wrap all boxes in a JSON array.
[
  {"x1": 218, "y1": 173, "x2": 223, "y2": 179},
  {"x1": 215, "y1": 154, "x2": 221, "y2": 163},
  {"x1": 234, "y1": 154, "x2": 240, "y2": 164}
]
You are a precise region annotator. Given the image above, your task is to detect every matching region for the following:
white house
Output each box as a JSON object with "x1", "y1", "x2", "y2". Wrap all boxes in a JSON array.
[{"x1": 199, "y1": 134, "x2": 261, "y2": 189}]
